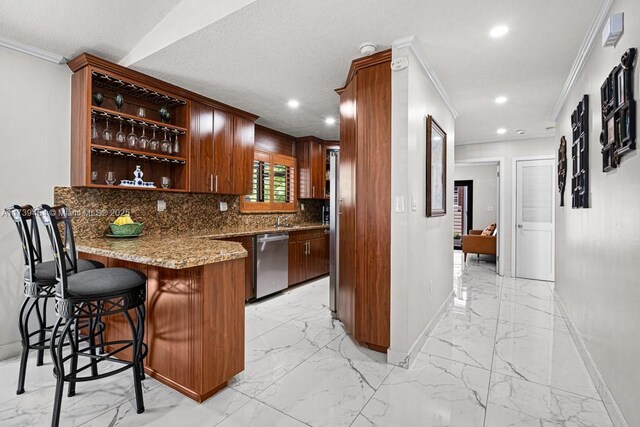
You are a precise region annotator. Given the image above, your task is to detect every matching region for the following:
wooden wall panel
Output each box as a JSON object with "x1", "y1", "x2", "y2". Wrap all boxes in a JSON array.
[{"x1": 255, "y1": 125, "x2": 295, "y2": 157}]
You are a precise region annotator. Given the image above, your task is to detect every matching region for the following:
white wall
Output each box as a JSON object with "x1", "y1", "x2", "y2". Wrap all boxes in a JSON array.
[
  {"x1": 555, "y1": 0, "x2": 640, "y2": 424},
  {"x1": 0, "y1": 47, "x2": 71, "y2": 358},
  {"x1": 389, "y1": 45, "x2": 455, "y2": 366},
  {"x1": 454, "y1": 164, "x2": 497, "y2": 230},
  {"x1": 455, "y1": 137, "x2": 556, "y2": 275}
]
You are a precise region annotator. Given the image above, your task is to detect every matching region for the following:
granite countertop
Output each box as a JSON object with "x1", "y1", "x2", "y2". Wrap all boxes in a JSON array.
[
  {"x1": 76, "y1": 223, "x2": 328, "y2": 269},
  {"x1": 194, "y1": 223, "x2": 329, "y2": 239},
  {"x1": 77, "y1": 237, "x2": 248, "y2": 269}
]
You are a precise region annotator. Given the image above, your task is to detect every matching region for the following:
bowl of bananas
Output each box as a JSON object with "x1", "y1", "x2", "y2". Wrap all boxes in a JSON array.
[{"x1": 108, "y1": 214, "x2": 144, "y2": 237}]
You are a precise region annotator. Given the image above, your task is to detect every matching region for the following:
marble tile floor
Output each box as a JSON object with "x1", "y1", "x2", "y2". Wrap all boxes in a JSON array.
[{"x1": 0, "y1": 255, "x2": 613, "y2": 426}]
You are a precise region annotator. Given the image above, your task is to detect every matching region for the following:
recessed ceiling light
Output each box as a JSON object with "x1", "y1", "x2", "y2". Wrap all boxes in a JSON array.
[
  {"x1": 490, "y1": 25, "x2": 509, "y2": 38},
  {"x1": 495, "y1": 96, "x2": 508, "y2": 104},
  {"x1": 497, "y1": 128, "x2": 507, "y2": 135},
  {"x1": 325, "y1": 117, "x2": 336, "y2": 125},
  {"x1": 516, "y1": 129, "x2": 526, "y2": 135},
  {"x1": 287, "y1": 99, "x2": 300, "y2": 109}
]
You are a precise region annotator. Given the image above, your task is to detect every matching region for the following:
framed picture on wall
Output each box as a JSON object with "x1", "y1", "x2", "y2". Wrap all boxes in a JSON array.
[
  {"x1": 617, "y1": 70, "x2": 625, "y2": 106},
  {"x1": 607, "y1": 117, "x2": 615, "y2": 144},
  {"x1": 426, "y1": 115, "x2": 447, "y2": 217}
]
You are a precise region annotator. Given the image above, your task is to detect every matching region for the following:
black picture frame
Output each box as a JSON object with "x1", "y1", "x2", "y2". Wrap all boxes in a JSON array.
[
  {"x1": 600, "y1": 47, "x2": 637, "y2": 171},
  {"x1": 571, "y1": 95, "x2": 589, "y2": 209},
  {"x1": 558, "y1": 136, "x2": 567, "y2": 207},
  {"x1": 426, "y1": 115, "x2": 447, "y2": 217}
]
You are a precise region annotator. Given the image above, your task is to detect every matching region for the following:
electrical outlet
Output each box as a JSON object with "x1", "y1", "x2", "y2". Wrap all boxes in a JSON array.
[
  {"x1": 157, "y1": 199, "x2": 166, "y2": 212},
  {"x1": 219, "y1": 201, "x2": 228, "y2": 212},
  {"x1": 411, "y1": 194, "x2": 417, "y2": 211},
  {"x1": 300, "y1": 203, "x2": 305, "y2": 211}
]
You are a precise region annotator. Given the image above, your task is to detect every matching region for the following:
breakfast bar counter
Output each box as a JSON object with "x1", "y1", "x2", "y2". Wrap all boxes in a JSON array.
[{"x1": 78, "y1": 236, "x2": 248, "y2": 403}]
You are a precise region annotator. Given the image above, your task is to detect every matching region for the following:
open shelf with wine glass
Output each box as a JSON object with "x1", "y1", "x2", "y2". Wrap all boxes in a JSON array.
[{"x1": 71, "y1": 59, "x2": 191, "y2": 192}]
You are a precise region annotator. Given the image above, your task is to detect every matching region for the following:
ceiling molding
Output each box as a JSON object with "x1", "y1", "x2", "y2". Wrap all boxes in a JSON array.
[
  {"x1": 0, "y1": 36, "x2": 66, "y2": 64},
  {"x1": 392, "y1": 35, "x2": 459, "y2": 119},
  {"x1": 550, "y1": 0, "x2": 614, "y2": 121},
  {"x1": 456, "y1": 131, "x2": 556, "y2": 146}
]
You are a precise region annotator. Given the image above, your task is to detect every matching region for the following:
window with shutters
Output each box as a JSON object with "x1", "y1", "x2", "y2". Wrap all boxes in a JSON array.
[{"x1": 240, "y1": 150, "x2": 296, "y2": 212}]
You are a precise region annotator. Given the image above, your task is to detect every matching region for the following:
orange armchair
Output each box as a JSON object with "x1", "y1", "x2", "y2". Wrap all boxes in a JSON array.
[{"x1": 462, "y1": 230, "x2": 496, "y2": 262}]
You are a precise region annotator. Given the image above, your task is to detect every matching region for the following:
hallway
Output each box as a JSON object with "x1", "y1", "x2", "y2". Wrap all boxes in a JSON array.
[{"x1": 0, "y1": 252, "x2": 613, "y2": 426}]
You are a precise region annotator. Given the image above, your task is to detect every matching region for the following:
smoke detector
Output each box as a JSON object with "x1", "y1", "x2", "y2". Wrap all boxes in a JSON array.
[{"x1": 359, "y1": 42, "x2": 377, "y2": 56}]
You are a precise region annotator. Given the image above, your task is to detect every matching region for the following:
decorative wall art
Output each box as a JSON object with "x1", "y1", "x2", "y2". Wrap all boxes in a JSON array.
[
  {"x1": 558, "y1": 136, "x2": 567, "y2": 207},
  {"x1": 600, "y1": 47, "x2": 636, "y2": 171},
  {"x1": 571, "y1": 95, "x2": 589, "y2": 209},
  {"x1": 426, "y1": 115, "x2": 447, "y2": 217}
]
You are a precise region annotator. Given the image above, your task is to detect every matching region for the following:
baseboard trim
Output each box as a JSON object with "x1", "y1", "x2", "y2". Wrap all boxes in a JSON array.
[
  {"x1": 387, "y1": 291, "x2": 452, "y2": 369},
  {"x1": 552, "y1": 292, "x2": 628, "y2": 427},
  {"x1": 0, "y1": 341, "x2": 21, "y2": 361}
]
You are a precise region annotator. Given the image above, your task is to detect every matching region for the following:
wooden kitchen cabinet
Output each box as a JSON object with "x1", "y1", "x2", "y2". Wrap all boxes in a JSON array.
[
  {"x1": 297, "y1": 136, "x2": 325, "y2": 199},
  {"x1": 335, "y1": 50, "x2": 391, "y2": 352},
  {"x1": 222, "y1": 236, "x2": 255, "y2": 300},
  {"x1": 288, "y1": 229, "x2": 329, "y2": 286},
  {"x1": 190, "y1": 101, "x2": 255, "y2": 195}
]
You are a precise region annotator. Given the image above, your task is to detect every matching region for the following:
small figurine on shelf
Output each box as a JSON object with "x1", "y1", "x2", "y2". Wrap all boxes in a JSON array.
[
  {"x1": 114, "y1": 93, "x2": 124, "y2": 111},
  {"x1": 159, "y1": 107, "x2": 171, "y2": 123},
  {"x1": 92, "y1": 92, "x2": 104, "y2": 106},
  {"x1": 133, "y1": 165, "x2": 144, "y2": 186}
]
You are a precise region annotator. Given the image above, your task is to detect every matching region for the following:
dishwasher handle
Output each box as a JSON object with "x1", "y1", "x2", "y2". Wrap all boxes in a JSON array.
[{"x1": 257, "y1": 233, "x2": 289, "y2": 243}]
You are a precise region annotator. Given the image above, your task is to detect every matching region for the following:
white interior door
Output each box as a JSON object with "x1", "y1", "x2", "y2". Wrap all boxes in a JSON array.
[{"x1": 515, "y1": 159, "x2": 555, "y2": 281}]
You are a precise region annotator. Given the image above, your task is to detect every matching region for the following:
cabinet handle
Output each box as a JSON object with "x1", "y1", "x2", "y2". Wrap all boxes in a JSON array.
[
  {"x1": 312, "y1": 186, "x2": 315, "y2": 197},
  {"x1": 215, "y1": 175, "x2": 218, "y2": 192},
  {"x1": 210, "y1": 174, "x2": 213, "y2": 192},
  {"x1": 307, "y1": 241, "x2": 311, "y2": 255}
]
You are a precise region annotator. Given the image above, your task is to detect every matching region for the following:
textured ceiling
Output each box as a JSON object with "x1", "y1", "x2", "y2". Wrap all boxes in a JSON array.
[
  {"x1": 0, "y1": 0, "x2": 179, "y2": 62},
  {"x1": 0, "y1": 0, "x2": 603, "y2": 142}
]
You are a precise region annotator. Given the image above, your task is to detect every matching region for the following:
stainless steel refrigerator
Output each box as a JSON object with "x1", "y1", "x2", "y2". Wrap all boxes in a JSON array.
[{"x1": 329, "y1": 152, "x2": 339, "y2": 313}]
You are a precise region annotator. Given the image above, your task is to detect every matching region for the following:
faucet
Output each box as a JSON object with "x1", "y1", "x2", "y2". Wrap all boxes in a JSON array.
[{"x1": 275, "y1": 216, "x2": 283, "y2": 227}]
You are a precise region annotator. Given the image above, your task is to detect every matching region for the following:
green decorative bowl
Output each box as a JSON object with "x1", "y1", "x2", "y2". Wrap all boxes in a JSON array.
[{"x1": 108, "y1": 223, "x2": 144, "y2": 236}]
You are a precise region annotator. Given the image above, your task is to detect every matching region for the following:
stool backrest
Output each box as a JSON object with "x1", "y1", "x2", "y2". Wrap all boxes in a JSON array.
[
  {"x1": 37, "y1": 204, "x2": 80, "y2": 299},
  {"x1": 4, "y1": 205, "x2": 43, "y2": 283}
]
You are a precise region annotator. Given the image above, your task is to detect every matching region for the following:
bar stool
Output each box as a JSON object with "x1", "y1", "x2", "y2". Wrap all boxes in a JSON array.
[
  {"x1": 5, "y1": 205, "x2": 104, "y2": 395},
  {"x1": 37, "y1": 205, "x2": 148, "y2": 427}
]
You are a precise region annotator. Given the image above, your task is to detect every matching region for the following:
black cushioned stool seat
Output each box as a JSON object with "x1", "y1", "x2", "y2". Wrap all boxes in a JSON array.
[
  {"x1": 64, "y1": 267, "x2": 146, "y2": 298},
  {"x1": 25, "y1": 259, "x2": 105, "y2": 283}
]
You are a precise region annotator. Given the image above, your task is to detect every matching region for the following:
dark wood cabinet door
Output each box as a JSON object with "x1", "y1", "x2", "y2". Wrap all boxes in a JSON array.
[
  {"x1": 297, "y1": 140, "x2": 312, "y2": 199},
  {"x1": 288, "y1": 241, "x2": 306, "y2": 286},
  {"x1": 308, "y1": 237, "x2": 326, "y2": 279},
  {"x1": 233, "y1": 115, "x2": 255, "y2": 196},
  {"x1": 221, "y1": 236, "x2": 254, "y2": 300},
  {"x1": 311, "y1": 141, "x2": 325, "y2": 199},
  {"x1": 189, "y1": 102, "x2": 214, "y2": 192},
  {"x1": 213, "y1": 109, "x2": 235, "y2": 194}
]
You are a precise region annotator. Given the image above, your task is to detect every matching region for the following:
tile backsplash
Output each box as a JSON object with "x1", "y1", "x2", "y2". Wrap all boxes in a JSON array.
[{"x1": 54, "y1": 187, "x2": 325, "y2": 239}]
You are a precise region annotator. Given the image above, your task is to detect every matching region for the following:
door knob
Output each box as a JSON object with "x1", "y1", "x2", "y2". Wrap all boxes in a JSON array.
[{"x1": 517, "y1": 224, "x2": 523, "y2": 229}]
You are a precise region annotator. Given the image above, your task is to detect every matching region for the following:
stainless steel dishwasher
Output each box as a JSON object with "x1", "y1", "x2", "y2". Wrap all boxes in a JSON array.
[{"x1": 255, "y1": 233, "x2": 289, "y2": 299}]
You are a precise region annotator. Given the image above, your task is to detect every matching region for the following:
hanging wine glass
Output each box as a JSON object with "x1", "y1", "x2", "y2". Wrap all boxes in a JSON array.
[
  {"x1": 115, "y1": 121, "x2": 126, "y2": 147},
  {"x1": 102, "y1": 118, "x2": 113, "y2": 144},
  {"x1": 127, "y1": 122, "x2": 138, "y2": 149},
  {"x1": 172, "y1": 132, "x2": 180, "y2": 156},
  {"x1": 91, "y1": 116, "x2": 98, "y2": 141},
  {"x1": 160, "y1": 131, "x2": 172, "y2": 154},
  {"x1": 149, "y1": 127, "x2": 159, "y2": 151},
  {"x1": 138, "y1": 125, "x2": 149, "y2": 150}
]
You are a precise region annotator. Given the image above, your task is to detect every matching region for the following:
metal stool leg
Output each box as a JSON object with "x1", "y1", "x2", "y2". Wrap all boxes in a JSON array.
[
  {"x1": 67, "y1": 320, "x2": 79, "y2": 398},
  {"x1": 16, "y1": 297, "x2": 33, "y2": 395},
  {"x1": 35, "y1": 299, "x2": 46, "y2": 367},
  {"x1": 125, "y1": 309, "x2": 145, "y2": 414},
  {"x1": 51, "y1": 317, "x2": 69, "y2": 427}
]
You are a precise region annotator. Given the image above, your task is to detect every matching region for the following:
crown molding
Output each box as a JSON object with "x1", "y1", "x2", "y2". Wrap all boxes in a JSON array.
[
  {"x1": 550, "y1": 0, "x2": 614, "y2": 121},
  {"x1": 456, "y1": 130, "x2": 556, "y2": 146},
  {"x1": 392, "y1": 35, "x2": 459, "y2": 119},
  {"x1": 0, "y1": 36, "x2": 66, "y2": 64}
]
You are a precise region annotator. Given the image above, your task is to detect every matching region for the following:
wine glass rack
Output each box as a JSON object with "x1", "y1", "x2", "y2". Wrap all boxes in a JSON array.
[{"x1": 92, "y1": 71, "x2": 186, "y2": 107}]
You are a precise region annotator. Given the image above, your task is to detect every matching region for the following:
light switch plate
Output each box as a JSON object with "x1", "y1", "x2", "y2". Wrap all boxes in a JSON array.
[
  {"x1": 395, "y1": 196, "x2": 405, "y2": 213},
  {"x1": 157, "y1": 199, "x2": 166, "y2": 212},
  {"x1": 300, "y1": 203, "x2": 305, "y2": 211},
  {"x1": 219, "y1": 201, "x2": 228, "y2": 212},
  {"x1": 410, "y1": 195, "x2": 418, "y2": 211}
]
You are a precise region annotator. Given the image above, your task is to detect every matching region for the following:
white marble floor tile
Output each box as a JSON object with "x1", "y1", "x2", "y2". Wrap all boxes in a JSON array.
[
  {"x1": 0, "y1": 369, "x2": 161, "y2": 427},
  {"x1": 229, "y1": 320, "x2": 343, "y2": 397},
  {"x1": 492, "y1": 321, "x2": 600, "y2": 399},
  {"x1": 485, "y1": 373, "x2": 613, "y2": 426},
  {"x1": 216, "y1": 399, "x2": 307, "y2": 427},
  {"x1": 421, "y1": 311, "x2": 497, "y2": 370},
  {"x1": 245, "y1": 308, "x2": 291, "y2": 343},
  {"x1": 499, "y1": 298, "x2": 567, "y2": 330},
  {"x1": 0, "y1": 355, "x2": 57, "y2": 405},
  {"x1": 293, "y1": 307, "x2": 345, "y2": 333},
  {"x1": 258, "y1": 334, "x2": 392, "y2": 427},
  {"x1": 80, "y1": 384, "x2": 249, "y2": 426},
  {"x1": 358, "y1": 353, "x2": 490, "y2": 427}
]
